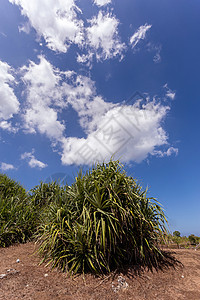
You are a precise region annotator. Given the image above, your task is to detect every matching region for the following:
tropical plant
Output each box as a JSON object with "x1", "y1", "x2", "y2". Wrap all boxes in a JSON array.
[
  {"x1": 30, "y1": 181, "x2": 66, "y2": 208},
  {"x1": 0, "y1": 174, "x2": 36, "y2": 247},
  {"x1": 36, "y1": 160, "x2": 168, "y2": 274},
  {"x1": 0, "y1": 173, "x2": 26, "y2": 200}
]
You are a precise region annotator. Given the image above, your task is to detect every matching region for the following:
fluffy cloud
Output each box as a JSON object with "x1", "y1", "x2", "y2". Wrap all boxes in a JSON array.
[
  {"x1": 153, "y1": 147, "x2": 178, "y2": 157},
  {"x1": 0, "y1": 121, "x2": 18, "y2": 133},
  {"x1": 23, "y1": 107, "x2": 65, "y2": 139},
  {"x1": 22, "y1": 56, "x2": 65, "y2": 140},
  {"x1": 0, "y1": 162, "x2": 15, "y2": 171},
  {"x1": 21, "y1": 150, "x2": 47, "y2": 169},
  {"x1": 85, "y1": 11, "x2": 126, "y2": 61},
  {"x1": 21, "y1": 56, "x2": 114, "y2": 140},
  {"x1": 61, "y1": 99, "x2": 172, "y2": 165},
  {"x1": 19, "y1": 57, "x2": 176, "y2": 166},
  {"x1": 93, "y1": 0, "x2": 112, "y2": 6},
  {"x1": 9, "y1": 0, "x2": 84, "y2": 52},
  {"x1": 0, "y1": 61, "x2": 19, "y2": 121},
  {"x1": 77, "y1": 52, "x2": 94, "y2": 68},
  {"x1": 9, "y1": 1, "x2": 126, "y2": 63},
  {"x1": 60, "y1": 73, "x2": 115, "y2": 133},
  {"x1": 130, "y1": 24, "x2": 152, "y2": 48}
]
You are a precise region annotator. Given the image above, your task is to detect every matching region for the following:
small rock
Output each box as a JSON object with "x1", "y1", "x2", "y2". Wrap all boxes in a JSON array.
[
  {"x1": 112, "y1": 276, "x2": 128, "y2": 293},
  {"x1": 7, "y1": 268, "x2": 18, "y2": 275},
  {"x1": 44, "y1": 273, "x2": 48, "y2": 277},
  {"x1": 7, "y1": 268, "x2": 15, "y2": 273},
  {"x1": 0, "y1": 269, "x2": 19, "y2": 279},
  {"x1": 16, "y1": 259, "x2": 20, "y2": 263},
  {"x1": 181, "y1": 275, "x2": 184, "y2": 278}
]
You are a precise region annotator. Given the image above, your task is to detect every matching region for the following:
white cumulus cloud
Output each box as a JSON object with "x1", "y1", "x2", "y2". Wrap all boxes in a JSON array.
[
  {"x1": 153, "y1": 146, "x2": 178, "y2": 157},
  {"x1": 21, "y1": 56, "x2": 113, "y2": 140},
  {"x1": 9, "y1": 0, "x2": 84, "y2": 53},
  {"x1": 85, "y1": 11, "x2": 126, "y2": 61},
  {"x1": 60, "y1": 73, "x2": 116, "y2": 133},
  {"x1": 21, "y1": 150, "x2": 47, "y2": 169},
  {"x1": 93, "y1": 0, "x2": 112, "y2": 6},
  {"x1": 21, "y1": 56, "x2": 114, "y2": 140},
  {"x1": 0, "y1": 162, "x2": 15, "y2": 171},
  {"x1": 130, "y1": 24, "x2": 152, "y2": 48},
  {"x1": 22, "y1": 56, "x2": 65, "y2": 140},
  {"x1": 9, "y1": 0, "x2": 127, "y2": 64},
  {"x1": 61, "y1": 99, "x2": 172, "y2": 165},
  {"x1": 0, "y1": 121, "x2": 18, "y2": 133},
  {"x1": 21, "y1": 56, "x2": 111, "y2": 140},
  {"x1": 0, "y1": 60, "x2": 19, "y2": 121},
  {"x1": 19, "y1": 57, "x2": 177, "y2": 167}
]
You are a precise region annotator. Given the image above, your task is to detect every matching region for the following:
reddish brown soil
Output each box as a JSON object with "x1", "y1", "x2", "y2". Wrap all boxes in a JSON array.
[{"x1": 0, "y1": 242, "x2": 200, "y2": 300}]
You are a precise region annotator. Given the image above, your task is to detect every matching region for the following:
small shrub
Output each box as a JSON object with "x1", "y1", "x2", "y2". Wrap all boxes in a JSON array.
[
  {"x1": 173, "y1": 231, "x2": 181, "y2": 237},
  {"x1": 188, "y1": 234, "x2": 199, "y2": 246}
]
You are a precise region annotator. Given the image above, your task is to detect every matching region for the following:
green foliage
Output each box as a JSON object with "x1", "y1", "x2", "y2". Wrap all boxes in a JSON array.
[
  {"x1": 173, "y1": 231, "x2": 181, "y2": 237},
  {"x1": 166, "y1": 233, "x2": 200, "y2": 249},
  {"x1": 188, "y1": 234, "x2": 199, "y2": 245},
  {"x1": 30, "y1": 181, "x2": 67, "y2": 208},
  {"x1": 36, "y1": 160, "x2": 168, "y2": 274},
  {"x1": 0, "y1": 174, "x2": 36, "y2": 247},
  {"x1": 171, "y1": 235, "x2": 181, "y2": 248},
  {"x1": 0, "y1": 173, "x2": 26, "y2": 200}
]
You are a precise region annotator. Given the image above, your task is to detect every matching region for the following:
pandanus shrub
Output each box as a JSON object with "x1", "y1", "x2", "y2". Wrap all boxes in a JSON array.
[
  {"x1": 0, "y1": 173, "x2": 26, "y2": 200},
  {"x1": 36, "y1": 160, "x2": 168, "y2": 274},
  {"x1": 0, "y1": 174, "x2": 36, "y2": 247}
]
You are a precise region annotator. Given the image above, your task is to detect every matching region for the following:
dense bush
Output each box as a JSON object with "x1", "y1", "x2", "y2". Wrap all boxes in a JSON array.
[
  {"x1": 36, "y1": 160, "x2": 168, "y2": 274},
  {"x1": 166, "y1": 233, "x2": 200, "y2": 249},
  {"x1": 188, "y1": 234, "x2": 199, "y2": 245},
  {"x1": 0, "y1": 174, "x2": 36, "y2": 247},
  {"x1": 30, "y1": 181, "x2": 67, "y2": 208},
  {"x1": 0, "y1": 173, "x2": 26, "y2": 200}
]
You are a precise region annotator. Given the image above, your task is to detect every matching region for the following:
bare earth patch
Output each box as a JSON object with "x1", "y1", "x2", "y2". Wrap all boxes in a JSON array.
[{"x1": 0, "y1": 243, "x2": 200, "y2": 300}]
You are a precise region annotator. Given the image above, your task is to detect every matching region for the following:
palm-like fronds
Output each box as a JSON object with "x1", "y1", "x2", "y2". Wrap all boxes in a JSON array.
[
  {"x1": 0, "y1": 174, "x2": 37, "y2": 247},
  {"x1": 37, "y1": 160, "x2": 168, "y2": 274}
]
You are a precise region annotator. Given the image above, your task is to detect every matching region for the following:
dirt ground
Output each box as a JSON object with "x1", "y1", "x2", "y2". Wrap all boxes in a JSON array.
[{"x1": 0, "y1": 243, "x2": 200, "y2": 300}]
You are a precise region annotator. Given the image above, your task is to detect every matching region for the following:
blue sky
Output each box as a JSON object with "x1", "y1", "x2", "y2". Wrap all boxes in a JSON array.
[{"x1": 0, "y1": 0, "x2": 199, "y2": 236}]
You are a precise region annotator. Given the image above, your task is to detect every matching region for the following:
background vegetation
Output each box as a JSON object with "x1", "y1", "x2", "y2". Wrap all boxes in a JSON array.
[
  {"x1": 0, "y1": 174, "x2": 37, "y2": 247},
  {"x1": 165, "y1": 231, "x2": 200, "y2": 249}
]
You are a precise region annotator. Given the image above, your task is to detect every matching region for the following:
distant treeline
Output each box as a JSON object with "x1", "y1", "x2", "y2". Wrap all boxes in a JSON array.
[{"x1": 165, "y1": 231, "x2": 200, "y2": 249}]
